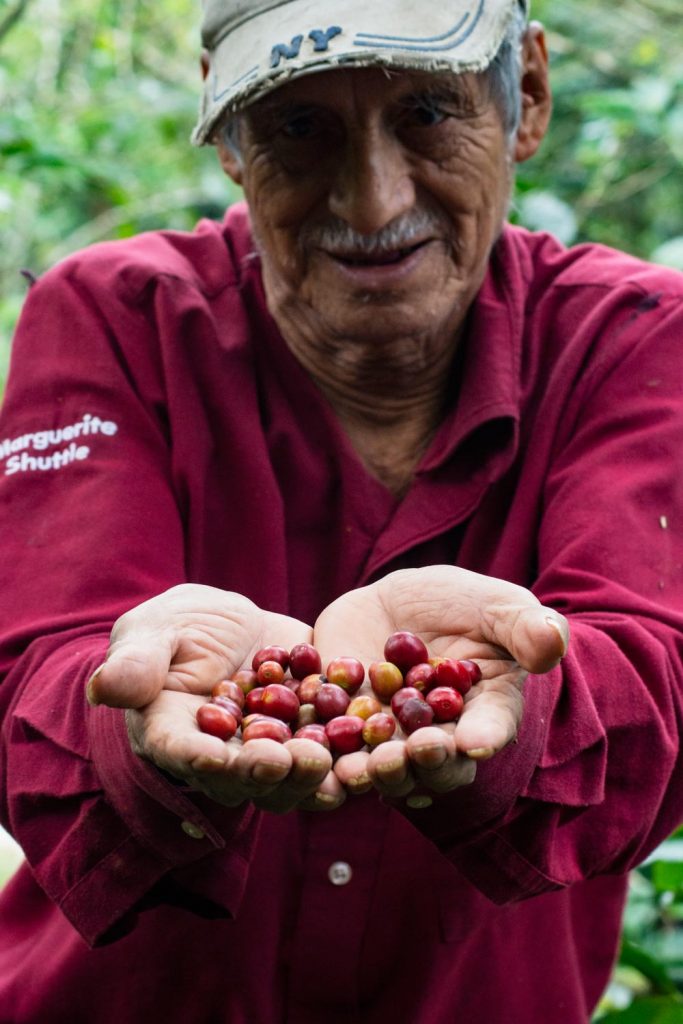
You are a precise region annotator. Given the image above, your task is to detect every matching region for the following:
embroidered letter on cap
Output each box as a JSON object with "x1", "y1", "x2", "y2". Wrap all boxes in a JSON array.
[
  {"x1": 308, "y1": 26, "x2": 342, "y2": 51},
  {"x1": 270, "y1": 35, "x2": 304, "y2": 67}
]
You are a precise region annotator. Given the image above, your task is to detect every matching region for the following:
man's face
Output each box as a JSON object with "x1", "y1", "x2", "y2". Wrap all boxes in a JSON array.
[{"x1": 222, "y1": 66, "x2": 520, "y2": 345}]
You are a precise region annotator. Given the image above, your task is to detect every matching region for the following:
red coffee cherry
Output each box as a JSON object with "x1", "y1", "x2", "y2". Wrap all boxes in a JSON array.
[
  {"x1": 403, "y1": 662, "x2": 437, "y2": 693},
  {"x1": 346, "y1": 694, "x2": 382, "y2": 720},
  {"x1": 241, "y1": 718, "x2": 292, "y2": 743},
  {"x1": 391, "y1": 687, "x2": 425, "y2": 716},
  {"x1": 260, "y1": 683, "x2": 300, "y2": 722},
  {"x1": 298, "y1": 674, "x2": 324, "y2": 704},
  {"x1": 362, "y1": 712, "x2": 396, "y2": 747},
  {"x1": 252, "y1": 646, "x2": 290, "y2": 672},
  {"x1": 294, "y1": 724, "x2": 331, "y2": 749},
  {"x1": 230, "y1": 668, "x2": 259, "y2": 696},
  {"x1": 325, "y1": 715, "x2": 366, "y2": 755},
  {"x1": 433, "y1": 658, "x2": 473, "y2": 695},
  {"x1": 325, "y1": 657, "x2": 365, "y2": 694},
  {"x1": 426, "y1": 686, "x2": 464, "y2": 722},
  {"x1": 460, "y1": 659, "x2": 482, "y2": 685},
  {"x1": 314, "y1": 683, "x2": 351, "y2": 722},
  {"x1": 196, "y1": 702, "x2": 238, "y2": 741},
  {"x1": 212, "y1": 679, "x2": 246, "y2": 708},
  {"x1": 397, "y1": 697, "x2": 435, "y2": 735},
  {"x1": 289, "y1": 643, "x2": 322, "y2": 680},
  {"x1": 256, "y1": 660, "x2": 286, "y2": 686},
  {"x1": 383, "y1": 631, "x2": 429, "y2": 674},
  {"x1": 211, "y1": 694, "x2": 244, "y2": 725}
]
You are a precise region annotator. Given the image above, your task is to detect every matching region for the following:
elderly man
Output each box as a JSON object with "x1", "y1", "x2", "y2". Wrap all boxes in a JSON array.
[{"x1": 1, "y1": 1, "x2": 682, "y2": 1021}]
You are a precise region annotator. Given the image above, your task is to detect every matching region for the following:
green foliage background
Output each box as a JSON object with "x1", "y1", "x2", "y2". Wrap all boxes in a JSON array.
[{"x1": 2, "y1": 1, "x2": 683, "y2": 1019}]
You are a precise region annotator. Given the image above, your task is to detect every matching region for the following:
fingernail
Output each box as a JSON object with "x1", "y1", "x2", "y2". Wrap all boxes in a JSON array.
[
  {"x1": 347, "y1": 772, "x2": 371, "y2": 793},
  {"x1": 86, "y1": 664, "x2": 106, "y2": 705},
  {"x1": 195, "y1": 757, "x2": 225, "y2": 772},
  {"x1": 406, "y1": 794, "x2": 433, "y2": 809},
  {"x1": 315, "y1": 792, "x2": 342, "y2": 809},
  {"x1": 376, "y1": 758, "x2": 405, "y2": 776},
  {"x1": 251, "y1": 762, "x2": 288, "y2": 784},
  {"x1": 297, "y1": 758, "x2": 327, "y2": 773},
  {"x1": 412, "y1": 745, "x2": 447, "y2": 769},
  {"x1": 465, "y1": 747, "x2": 495, "y2": 760},
  {"x1": 545, "y1": 616, "x2": 568, "y2": 656}
]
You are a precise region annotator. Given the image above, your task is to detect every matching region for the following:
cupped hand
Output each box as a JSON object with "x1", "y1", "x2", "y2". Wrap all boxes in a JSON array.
[
  {"x1": 314, "y1": 566, "x2": 569, "y2": 802},
  {"x1": 87, "y1": 584, "x2": 344, "y2": 813}
]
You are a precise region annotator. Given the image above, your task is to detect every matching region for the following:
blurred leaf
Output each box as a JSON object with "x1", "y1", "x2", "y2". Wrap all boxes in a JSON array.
[{"x1": 598, "y1": 996, "x2": 683, "y2": 1023}]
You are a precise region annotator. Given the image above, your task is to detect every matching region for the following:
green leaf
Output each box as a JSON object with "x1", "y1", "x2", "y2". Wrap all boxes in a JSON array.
[
  {"x1": 597, "y1": 996, "x2": 683, "y2": 1023},
  {"x1": 619, "y1": 940, "x2": 680, "y2": 996}
]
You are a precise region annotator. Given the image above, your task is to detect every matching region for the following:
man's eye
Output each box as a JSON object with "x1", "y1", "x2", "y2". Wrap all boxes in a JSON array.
[
  {"x1": 412, "y1": 104, "x2": 448, "y2": 127},
  {"x1": 280, "y1": 113, "x2": 320, "y2": 139}
]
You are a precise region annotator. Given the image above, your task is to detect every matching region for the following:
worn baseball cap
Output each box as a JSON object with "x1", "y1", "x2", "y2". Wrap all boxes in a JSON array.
[{"x1": 192, "y1": 0, "x2": 530, "y2": 144}]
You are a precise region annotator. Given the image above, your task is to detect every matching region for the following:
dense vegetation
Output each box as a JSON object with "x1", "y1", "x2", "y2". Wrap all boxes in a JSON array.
[{"x1": 2, "y1": 1, "x2": 683, "y2": 1018}]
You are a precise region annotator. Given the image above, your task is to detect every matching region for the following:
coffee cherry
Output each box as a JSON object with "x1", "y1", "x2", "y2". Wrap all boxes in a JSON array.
[
  {"x1": 294, "y1": 724, "x2": 331, "y2": 749},
  {"x1": 404, "y1": 662, "x2": 437, "y2": 693},
  {"x1": 289, "y1": 643, "x2": 322, "y2": 680},
  {"x1": 397, "y1": 697, "x2": 435, "y2": 734},
  {"x1": 298, "y1": 674, "x2": 324, "y2": 704},
  {"x1": 256, "y1": 660, "x2": 286, "y2": 686},
  {"x1": 245, "y1": 686, "x2": 266, "y2": 715},
  {"x1": 460, "y1": 659, "x2": 482, "y2": 685},
  {"x1": 242, "y1": 718, "x2": 292, "y2": 743},
  {"x1": 252, "y1": 646, "x2": 290, "y2": 672},
  {"x1": 196, "y1": 702, "x2": 238, "y2": 741},
  {"x1": 434, "y1": 658, "x2": 472, "y2": 695},
  {"x1": 325, "y1": 715, "x2": 366, "y2": 755},
  {"x1": 314, "y1": 683, "x2": 351, "y2": 721},
  {"x1": 346, "y1": 694, "x2": 382, "y2": 720},
  {"x1": 211, "y1": 694, "x2": 244, "y2": 725},
  {"x1": 230, "y1": 668, "x2": 259, "y2": 695},
  {"x1": 368, "y1": 661, "x2": 404, "y2": 702},
  {"x1": 426, "y1": 686, "x2": 464, "y2": 722},
  {"x1": 240, "y1": 712, "x2": 270, "y2": 730},
  {"x1": 391, "y1": 687, "x2": 425, "y2": 716},
  {"x1": 325, "y1": 657, "x2": 365, "y2": 695},
  {"x1": 383, "y1": 631, "x2": 429, "y2": 674},
  {"x1": 362, "y1": 712, "x2": 396, "y2": 747},
  {"x1": 260, "y1": 683, "x2": 300, "y2": 722},
  {"x1": 212, "y1": 679, "x2": 246, "y2": 708}
]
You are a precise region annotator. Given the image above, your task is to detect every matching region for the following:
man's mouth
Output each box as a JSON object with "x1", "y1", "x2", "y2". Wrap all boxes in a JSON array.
[{"x1": 327, "y1": 240, "x2": 428, "y2": 267}]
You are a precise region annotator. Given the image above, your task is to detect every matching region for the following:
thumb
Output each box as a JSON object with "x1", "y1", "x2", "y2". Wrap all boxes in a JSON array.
[
  {"x1": 486, "y1": 604, "x2": 569, "y2": 674},
  {"x1": 86, "y1": 633, "x2": 175, "y2": 709}
]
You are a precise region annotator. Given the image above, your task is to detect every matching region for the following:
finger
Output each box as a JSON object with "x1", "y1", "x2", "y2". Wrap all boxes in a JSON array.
[
  {"x1": 249, "y1": 739, "x2": 333, "y2": 814},
  {"x1": 366, "y1": 740, "x2": 415, "y2": 798},
  {"x1": 88, "y1": 631, "x2": 176, "y2": 709},
  {"x1": 332, "y1": 750, "x2": 374, "y2": 796},
  {"x1": 297, "y1": 770, "x2": 347, "y2": 812},
  {"x1": 406, "y1": 727, "x2": 477, "y2": 792},
  {"x1": 454, "y1": 679, "x2": 525, "y2": 759},
  {"x1": 487, "y1": 604, "x2": 568, "y2": 675}
]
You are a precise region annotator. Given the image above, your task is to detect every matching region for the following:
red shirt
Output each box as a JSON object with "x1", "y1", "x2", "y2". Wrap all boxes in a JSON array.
[{"x1": 1, "y1": 204, "x2": 683, "y2": 1023}]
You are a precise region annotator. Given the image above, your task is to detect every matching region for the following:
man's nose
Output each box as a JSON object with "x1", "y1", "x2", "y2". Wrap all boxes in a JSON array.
[{"x1": 328, "y1": 128, "x2": 416, "y2": 235}]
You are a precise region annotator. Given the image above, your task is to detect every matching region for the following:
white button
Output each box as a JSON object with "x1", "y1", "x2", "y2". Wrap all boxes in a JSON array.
[
  {"x1": 328, "y1": 861, "x2": 352, "y2": 886},
  {"x1": 181, "y1": 820, "x2": 206, "y2": 840}
]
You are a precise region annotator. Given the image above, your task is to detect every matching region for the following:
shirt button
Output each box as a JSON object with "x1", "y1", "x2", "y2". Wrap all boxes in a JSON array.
[
  {"x1": 180, "y1": 820, "x2": 206, "y2": 840},
  {"x1": 328, "y1": 861, "x2": 353, "y2": 886}
]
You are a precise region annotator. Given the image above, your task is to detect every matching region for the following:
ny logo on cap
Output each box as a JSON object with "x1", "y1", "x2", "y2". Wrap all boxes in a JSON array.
[{"x1": 270, "y1": 25, "x2": 342, "y2": 68}]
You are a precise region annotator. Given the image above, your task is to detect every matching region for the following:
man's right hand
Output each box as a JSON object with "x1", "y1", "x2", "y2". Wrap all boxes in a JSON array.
[{"x1": 86, "y1": 584, "x2": 344, "y2": 814}]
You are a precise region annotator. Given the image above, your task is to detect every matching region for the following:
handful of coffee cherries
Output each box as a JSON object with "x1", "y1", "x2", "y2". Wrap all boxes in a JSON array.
[{"x1": 196, "y1": 631, "x2": 481, "y2": 757}]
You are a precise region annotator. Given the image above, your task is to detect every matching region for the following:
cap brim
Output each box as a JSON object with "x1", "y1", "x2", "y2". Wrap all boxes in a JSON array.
[{"x1": 193, "y1": 0, "x2": 525, "y2": 145}]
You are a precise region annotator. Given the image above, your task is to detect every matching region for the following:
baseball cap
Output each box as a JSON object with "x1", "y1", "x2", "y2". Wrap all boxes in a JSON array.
[{"x1": 192, "y1": 0, "x2": 530, "y2": 145}]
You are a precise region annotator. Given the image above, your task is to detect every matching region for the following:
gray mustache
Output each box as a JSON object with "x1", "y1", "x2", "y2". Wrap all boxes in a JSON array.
[{"x1": 300, "y1": 210, "x2": 442, "y2": 256}]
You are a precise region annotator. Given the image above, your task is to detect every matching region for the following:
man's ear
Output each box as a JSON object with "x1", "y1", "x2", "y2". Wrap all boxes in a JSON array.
[
  {"x1": 514, "y1": 22, "x2": 552, "y2": 163},
  {"x1": 216, "y1": 138, "x2": 244, "y2": 187}
]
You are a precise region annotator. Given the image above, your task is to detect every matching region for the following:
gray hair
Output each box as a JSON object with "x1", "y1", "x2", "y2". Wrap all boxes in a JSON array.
[{"x1": 217, "y1": 5, "x2": 528, "y2": 159}]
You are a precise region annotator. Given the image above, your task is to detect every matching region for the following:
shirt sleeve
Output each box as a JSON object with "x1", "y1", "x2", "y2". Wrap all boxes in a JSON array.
[
  {"x1": 404, "y1": 290, "x2": 683, "y2": 904},
  {"x1": 0, "y1": 253, "x2": 258, "y2": 946}
]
